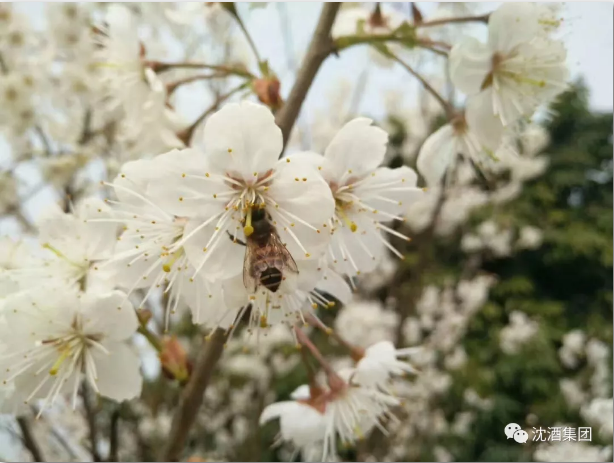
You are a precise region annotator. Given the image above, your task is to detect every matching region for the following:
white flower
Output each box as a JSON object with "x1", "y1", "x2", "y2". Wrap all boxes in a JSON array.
[
  {"x1": 3, "y1": 198, "x2": 117, "y2": 295},
  {"x1": 259, "y1": 385, "x2": 329, "y2": 458},
  {"x1": 449, "y1": 2, "x2": 568, "y2": 145},
  {"x1": 260, "y1": 370, "x2": 401, "y2": 462},
  {"x1": 147, "y1": 102, "x2": 335, "y2": 281},
  {"x1": 221, "y1": 262, "x2": 351, "y2": 335},
  {"x1": 0, "y1": 289, "x2": 142, "y2": 412},
  {"x1": 94, "y1": 5, "x2": 185, "y2": 154},
  {"x1": 295, "y1": 118, "x2": 423, "y2": 277},
  {"x1": 353, "y1": 341, "x2": 420, "y2": 389},
  {"x1": 99, "y1": 161, "x2": 224, "y2": 329},
  {"x1": 499, "y1": 311, "x2": 539, "y2": 355},
  {"x1": 416, "y1": 115, "x2": 502, "y2": 186}
]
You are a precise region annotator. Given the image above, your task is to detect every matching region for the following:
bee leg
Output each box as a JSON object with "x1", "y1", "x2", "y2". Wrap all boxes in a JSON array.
[{"x1": 226, "y1": 231, "x2": 246, "y2": 247}]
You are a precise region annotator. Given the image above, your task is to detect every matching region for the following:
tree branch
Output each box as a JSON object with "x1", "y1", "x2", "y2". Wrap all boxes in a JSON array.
[
  {"x1": 81, "y1": 383, "x2": 102, "y2": 462},
  {"x1": 161, "y1": 328, "x2": 228, "y2": 462},
  {"x1": 274, "y1": 2, "x2": 341, "y2": 148},
  {"x1": 108, "y1": 409, "x2": 120, "y2": 462},
  {"x1": 146, "y1": 61, "x2": 255, "y2": 79},
  {"x1": 17, "y1": 416, "x2": 45, "y2": 462}
]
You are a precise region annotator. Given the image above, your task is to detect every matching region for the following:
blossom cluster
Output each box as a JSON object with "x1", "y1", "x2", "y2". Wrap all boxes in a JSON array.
[{"x1": 1, "y1": 2, "x2": 607, "y2": 463}]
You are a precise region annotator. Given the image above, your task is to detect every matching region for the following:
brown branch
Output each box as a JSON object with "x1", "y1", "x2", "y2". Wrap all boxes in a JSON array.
[
  {"x1": 108, "y1": 409, "x2": 120, "y2": 462},
  {"x1": 161, "y1": 328, "x2": 228, "y2": 462},
  {"x1": 274, "y1": 2, "x2": 341, "y2": 148},
  {"x1": 17, "y1": 416, "x2": 45, "y2": 462},
  {"x1": 415, "y1": 13, "x2": 490, "y2": 28},
  {"x1": 81, "y1": 383, "x2": 102, "y2": 462}
]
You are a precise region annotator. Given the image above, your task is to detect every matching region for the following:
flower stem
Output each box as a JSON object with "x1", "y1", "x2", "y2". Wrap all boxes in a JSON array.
[
  {"x1": 223, "y1": 3, "x2": 264, "y2": 70},
  {"x1": 294, "y1": 326, "x2": 338, "y2": 379},
  {"x1": 415, "y1": 13, "x2": 490, "y2": 28},
  {"x1": 146, "y1": 60, "x2": 255, "y2": 79}
]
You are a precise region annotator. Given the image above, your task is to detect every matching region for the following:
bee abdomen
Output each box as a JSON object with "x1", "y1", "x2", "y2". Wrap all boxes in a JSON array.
[{"x1": 260, "y1": 268, "x2": 283, "y2": 293}]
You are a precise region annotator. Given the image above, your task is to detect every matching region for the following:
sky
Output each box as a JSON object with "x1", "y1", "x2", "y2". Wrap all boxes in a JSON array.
[{"x1": 246, "y1": 2, "x2": 614, "y2": 115}]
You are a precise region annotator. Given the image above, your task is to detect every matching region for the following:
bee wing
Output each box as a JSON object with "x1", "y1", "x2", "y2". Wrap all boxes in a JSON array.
[
  {"x1": 270, "y1": 233, "x2": 299, "y2": 274},
  {"x1": 242, "y1": 242, "x2": 259, "y2": 294}
]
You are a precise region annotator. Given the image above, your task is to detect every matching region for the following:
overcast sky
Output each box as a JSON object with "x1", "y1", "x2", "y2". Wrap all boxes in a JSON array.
[{"x1": 246, "y1": 2, "x2": 613, "y2": 116}]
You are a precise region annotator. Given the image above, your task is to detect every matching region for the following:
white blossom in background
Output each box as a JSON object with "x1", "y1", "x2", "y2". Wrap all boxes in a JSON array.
[
  {"x1": 334, "y1": 299, "x2": 399, "y2": 348},
  {"x1": 449, "y1": 2, "x2": 568, "y2": 147},
  {"x1": 1, "y1": 198, "x2": 117, "y2": 296},
  {"x1": 581, "y1": 398, "x2": 614, "y2": 438},
  {"x1": 295, "y1": 118, "x2": 423, "y2": 277},
  {"x1": 518, "y1": 225, "x2": 543, "y2": 249},
  {"x1": 0, "y1": 289, "x2": 142, "y2": 412},
  {"x1": 533, "y1": 440, "x2": 613, "y2": 463},
  {"x1": 499, "y1": 311, "x2": 539, "y2": 355},
  {"x1": 559, "y1": 378, "x2": 588, "y2": 409},
  {"x1": 559, "y1": 329, "x2": 585, "y2": 368}
]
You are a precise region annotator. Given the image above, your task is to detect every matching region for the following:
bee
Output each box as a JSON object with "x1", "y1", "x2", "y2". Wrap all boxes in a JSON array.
[{"x1": 229, "y1": 205, "x2": 299, "y2": 293}]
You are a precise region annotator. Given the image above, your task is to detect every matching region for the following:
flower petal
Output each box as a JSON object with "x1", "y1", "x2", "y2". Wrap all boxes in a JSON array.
[
  {"x1": 82, "y1": 291, "x2": 137, "y2": 341},
  {"x1": 94, "y1": 342, "x2": 143, "y2": 402},
  {"x1": 465, "y1": 90, "x2": 505, "y2": 152},
  {"x1": 202, "y1": 101, "x2": 282, "y2": 183},
  {"x1": 354, "y1": 166, "x2": 423, "y2": 217},
  {"x1": 449, "y1": 36, "x2": 492, "y2": 95},
  {"x1": 146, "y1": 148, "x2": 227, "y2": 218},
  {"x1": 324, "y1": 118, "x2": 388, "y2": 179},
  {"x1": 488, "y1": 2, "x2": 539, "y2": 55},
  {"x1": 416, "y1": 124, "x2": 457, "y2": 186},
  {"x1": 316, "y1": 269, "x2": 352, "y2": 305}
]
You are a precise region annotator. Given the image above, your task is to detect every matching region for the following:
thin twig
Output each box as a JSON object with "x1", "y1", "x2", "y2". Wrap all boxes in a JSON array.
[
  {"x1": 415, "y1": 13, "x2": 490, "y2": 28},
  {"x1": 166, "y1": 73, "x2": 236, "y2": 96},
  {"x1": 17, "y1": 416, "x2": 45, "y2": 462},
  {"x1": 146, "y1": 60, "x2": 255, "y2": 79},
  {"x1": 176, "y1": 81, "x2": 251, "y2": 146},
  {"x1": 228, "y1": 4, "x2": 263, "y2": 67},
  {"x1": 274, "y1": 2, "x2": 341, "y2": 148},
  {"x1": 389, "y1": 53, "x2": 455, "y2": 119},
  {"x1": 162, "y1": 328, "x2": 228, "y2": 462},
  {"x1": 81, "y1": 383, "x2": 102, "y2": 462}
]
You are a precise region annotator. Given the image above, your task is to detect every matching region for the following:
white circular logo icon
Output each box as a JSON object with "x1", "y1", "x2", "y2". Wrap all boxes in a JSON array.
[
  {"x1": 504, "y1": 423, "x2": 521, "y2": 439},
  {"x1": 513, "y1": 429, "x2": 529, "y2": 443}
]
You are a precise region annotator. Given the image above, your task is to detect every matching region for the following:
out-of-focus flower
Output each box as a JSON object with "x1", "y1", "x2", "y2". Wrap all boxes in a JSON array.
[
  {"x1": 353, "y1": 341, "x2": 420, "y2": 388},
  {"x1": 559, "y1": 329, "x2": 585, "y2": 368},
  {"x1": 518, "y1": 225, "x2": 543, "y2": 249},
  {"x1": 499, "y1": 311, "x2": 539, "y2": 354},
  {"x1": 0, "y1": 289, "x2": 142, "y2": 411},
  {"x1": 450, "y1": 3, "x2": 568, "y2": 145},
  {"x1": 534, "y1": 440, "x2": 612, "y2": 462},
  {"x1": 581, "y1": 398, "x2": 614, "y2": 438},
  {"x1": 334, "y1": 299, "x2": 399, "y2": 348}
]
